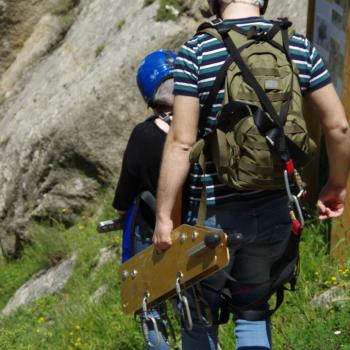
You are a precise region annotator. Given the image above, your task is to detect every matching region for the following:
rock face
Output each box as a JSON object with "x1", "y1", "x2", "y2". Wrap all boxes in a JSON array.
[
  {"x1": 0, "y1": 0, "x2": 60, "y2": 77},
  {"x1": 265, "y1": 0, "x2": 308, "y2": 34},
  {"x1": 1, "y1": 252, "x2": 77, "y2": 317},
  {"x1": 0, "y1": 0, "x2": 308, "y2": 258},
  {"x1": 0, "y1": 0, "x2": 200, "y2": 258}
]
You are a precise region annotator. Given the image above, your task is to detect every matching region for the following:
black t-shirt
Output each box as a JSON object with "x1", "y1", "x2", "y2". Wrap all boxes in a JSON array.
[{"x1": 113, "y1": 117, "x2": 166, "y2": 232}]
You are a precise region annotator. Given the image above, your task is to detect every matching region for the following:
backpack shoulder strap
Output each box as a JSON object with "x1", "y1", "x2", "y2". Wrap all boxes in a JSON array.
[
  {"x1": 196, "y1": 20, "x2": 224, "y2": 42},
  {"x1": 198, "y1": 27, "x2": 223, "y2": 42},
  {"x1": 197, "y1": 20, "x2": 250, "y2": 48}
]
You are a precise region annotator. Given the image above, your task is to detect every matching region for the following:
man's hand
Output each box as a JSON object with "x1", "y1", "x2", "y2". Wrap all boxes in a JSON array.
[
  {"x1": 317, "y1": 182, "x2": 347, "y2": 220},
  {"x1": 153, "y1": 218, "x2": 173, "y2": 251}
]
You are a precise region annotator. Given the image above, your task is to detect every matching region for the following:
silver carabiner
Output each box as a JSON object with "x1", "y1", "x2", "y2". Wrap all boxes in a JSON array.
[
  {"x1": 283, "y1": 170, "x2": 293, "y2": 203},
  {"x1": 292, "y1": 195, "x2": 305, "y2": 228},
  {"x1": 141, "y1": 296, "x2": 161, "y2": 349},
  {"x1": 175, "y1": 276, "x2": 182, "y2": 298},
  {"x1": 181, "y1": 295, "x2": 193, "y2": 331},
  {"x1": 175, "y1": 274, "x2": 193, "y2": 331}
]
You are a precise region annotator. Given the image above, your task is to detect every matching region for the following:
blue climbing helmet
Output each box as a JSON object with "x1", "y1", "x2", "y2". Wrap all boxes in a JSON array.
[{"x1": 137, "y1": 49, "x2": 177, "y2": 106}]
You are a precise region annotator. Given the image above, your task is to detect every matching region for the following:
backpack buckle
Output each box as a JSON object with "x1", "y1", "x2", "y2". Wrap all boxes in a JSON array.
[
  {"x1": 247, "y1": 26, "x2": 267, "y2": 40},
  {"x1": 210, "y1": 17, "x2": 223, "y2": 26},
  {"x1": 277, "y1": 17, "x2": 292, "y2": 29}
]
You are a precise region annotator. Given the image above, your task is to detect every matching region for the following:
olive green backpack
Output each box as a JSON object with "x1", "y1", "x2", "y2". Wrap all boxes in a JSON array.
[{"x1": 190, "y1": 18, "x2": 316, "y2": 192}]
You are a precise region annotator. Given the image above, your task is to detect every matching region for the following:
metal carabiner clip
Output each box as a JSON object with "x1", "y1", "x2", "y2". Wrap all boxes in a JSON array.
[
  {"x1": 283, "y1": 170, "x2": 294, "y2": 203},
  {"x1": 292, "y1": 195, "x2": 305, "y2": 228},
  {"x1": 141, "y1": 295, "x2": 161, "y2": 349},
  {"x1": 176, "y1": 274, "x2": 193, "y2": 331}
]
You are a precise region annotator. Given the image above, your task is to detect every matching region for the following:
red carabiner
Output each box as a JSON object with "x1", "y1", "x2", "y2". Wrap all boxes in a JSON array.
[
  {"x1": 284, "y1": 159, "x2": 295, "y2": 176},
  {"x1": 292, "y1": 219, "x2": 302, "y2": 236}
]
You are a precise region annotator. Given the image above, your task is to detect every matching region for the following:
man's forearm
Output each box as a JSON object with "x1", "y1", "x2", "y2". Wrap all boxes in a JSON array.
[
  {"x1": 324, "y1": 124, "x2": 350, "y2": 187},
  {"x1": 156, "y1": 130, "x2": 191, "y2": 222},
  {"x1": 307, "y1": 84, "x2": 350, "y2": 187}
]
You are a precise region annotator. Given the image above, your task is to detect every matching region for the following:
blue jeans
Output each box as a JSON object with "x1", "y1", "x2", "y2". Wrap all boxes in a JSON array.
[
  {"x1": 182, "y1": 192, "x2": 292, "y2": 350},
  {"x1": 134, "y1": 228, "x2": 171, "y2": 350}
]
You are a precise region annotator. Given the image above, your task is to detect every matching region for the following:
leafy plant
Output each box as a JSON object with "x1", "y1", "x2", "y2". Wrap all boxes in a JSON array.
[
  {"x1": 155, "y1": 0, "x2": 184, "y2": 22},
  {"x1": 116, "y1": 19, "x2": 125, "y2": 31},
  {"x1": 95, "y1": 43, "x2": 106, "y2": 58}
]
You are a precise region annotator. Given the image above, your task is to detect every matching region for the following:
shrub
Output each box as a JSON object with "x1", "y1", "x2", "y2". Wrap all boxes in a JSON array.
[{"x1": 155, "y1": 0, "x2": 184, "y2": 22}]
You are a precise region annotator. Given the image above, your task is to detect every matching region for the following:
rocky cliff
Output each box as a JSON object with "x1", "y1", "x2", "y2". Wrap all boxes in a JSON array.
[{"x1": 0, "y1": 0, "x2": 308, "y2": 259}]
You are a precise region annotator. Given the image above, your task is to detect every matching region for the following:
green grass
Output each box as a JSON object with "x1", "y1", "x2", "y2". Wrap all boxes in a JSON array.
[
  {"x1": 0, "y1": 192, "x2": 143, "y2": 350},
  {"x1": 0, "y1": 195, "x2": 349, "y2": 349}
]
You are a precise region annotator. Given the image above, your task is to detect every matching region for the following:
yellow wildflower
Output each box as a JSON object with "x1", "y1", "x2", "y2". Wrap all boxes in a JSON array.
[
  {"x1": 75, "y1": 324, "x2": 81, "y2": 330},
  {"x1": 61, "y1": 208, "x2": 68, "y2": 213}
]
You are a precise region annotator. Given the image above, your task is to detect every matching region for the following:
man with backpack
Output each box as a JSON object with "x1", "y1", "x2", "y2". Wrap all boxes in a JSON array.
[
  {"x1": 113, "y1": 49, "x2": 176, "y2": 350},
  {"x1": 153, "y1": 0, "x2": 350, "y2": 349}
]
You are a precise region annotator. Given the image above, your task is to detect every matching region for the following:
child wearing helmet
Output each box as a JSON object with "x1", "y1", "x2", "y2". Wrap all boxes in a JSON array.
[{"x1": 112, "y1": 49, "x2": 176, "y2": 350}]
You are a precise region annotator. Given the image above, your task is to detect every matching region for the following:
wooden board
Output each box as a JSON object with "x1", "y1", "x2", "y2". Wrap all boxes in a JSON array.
[{"x1": 119, "y1": 224, "x2": 230, "y2": 315}]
